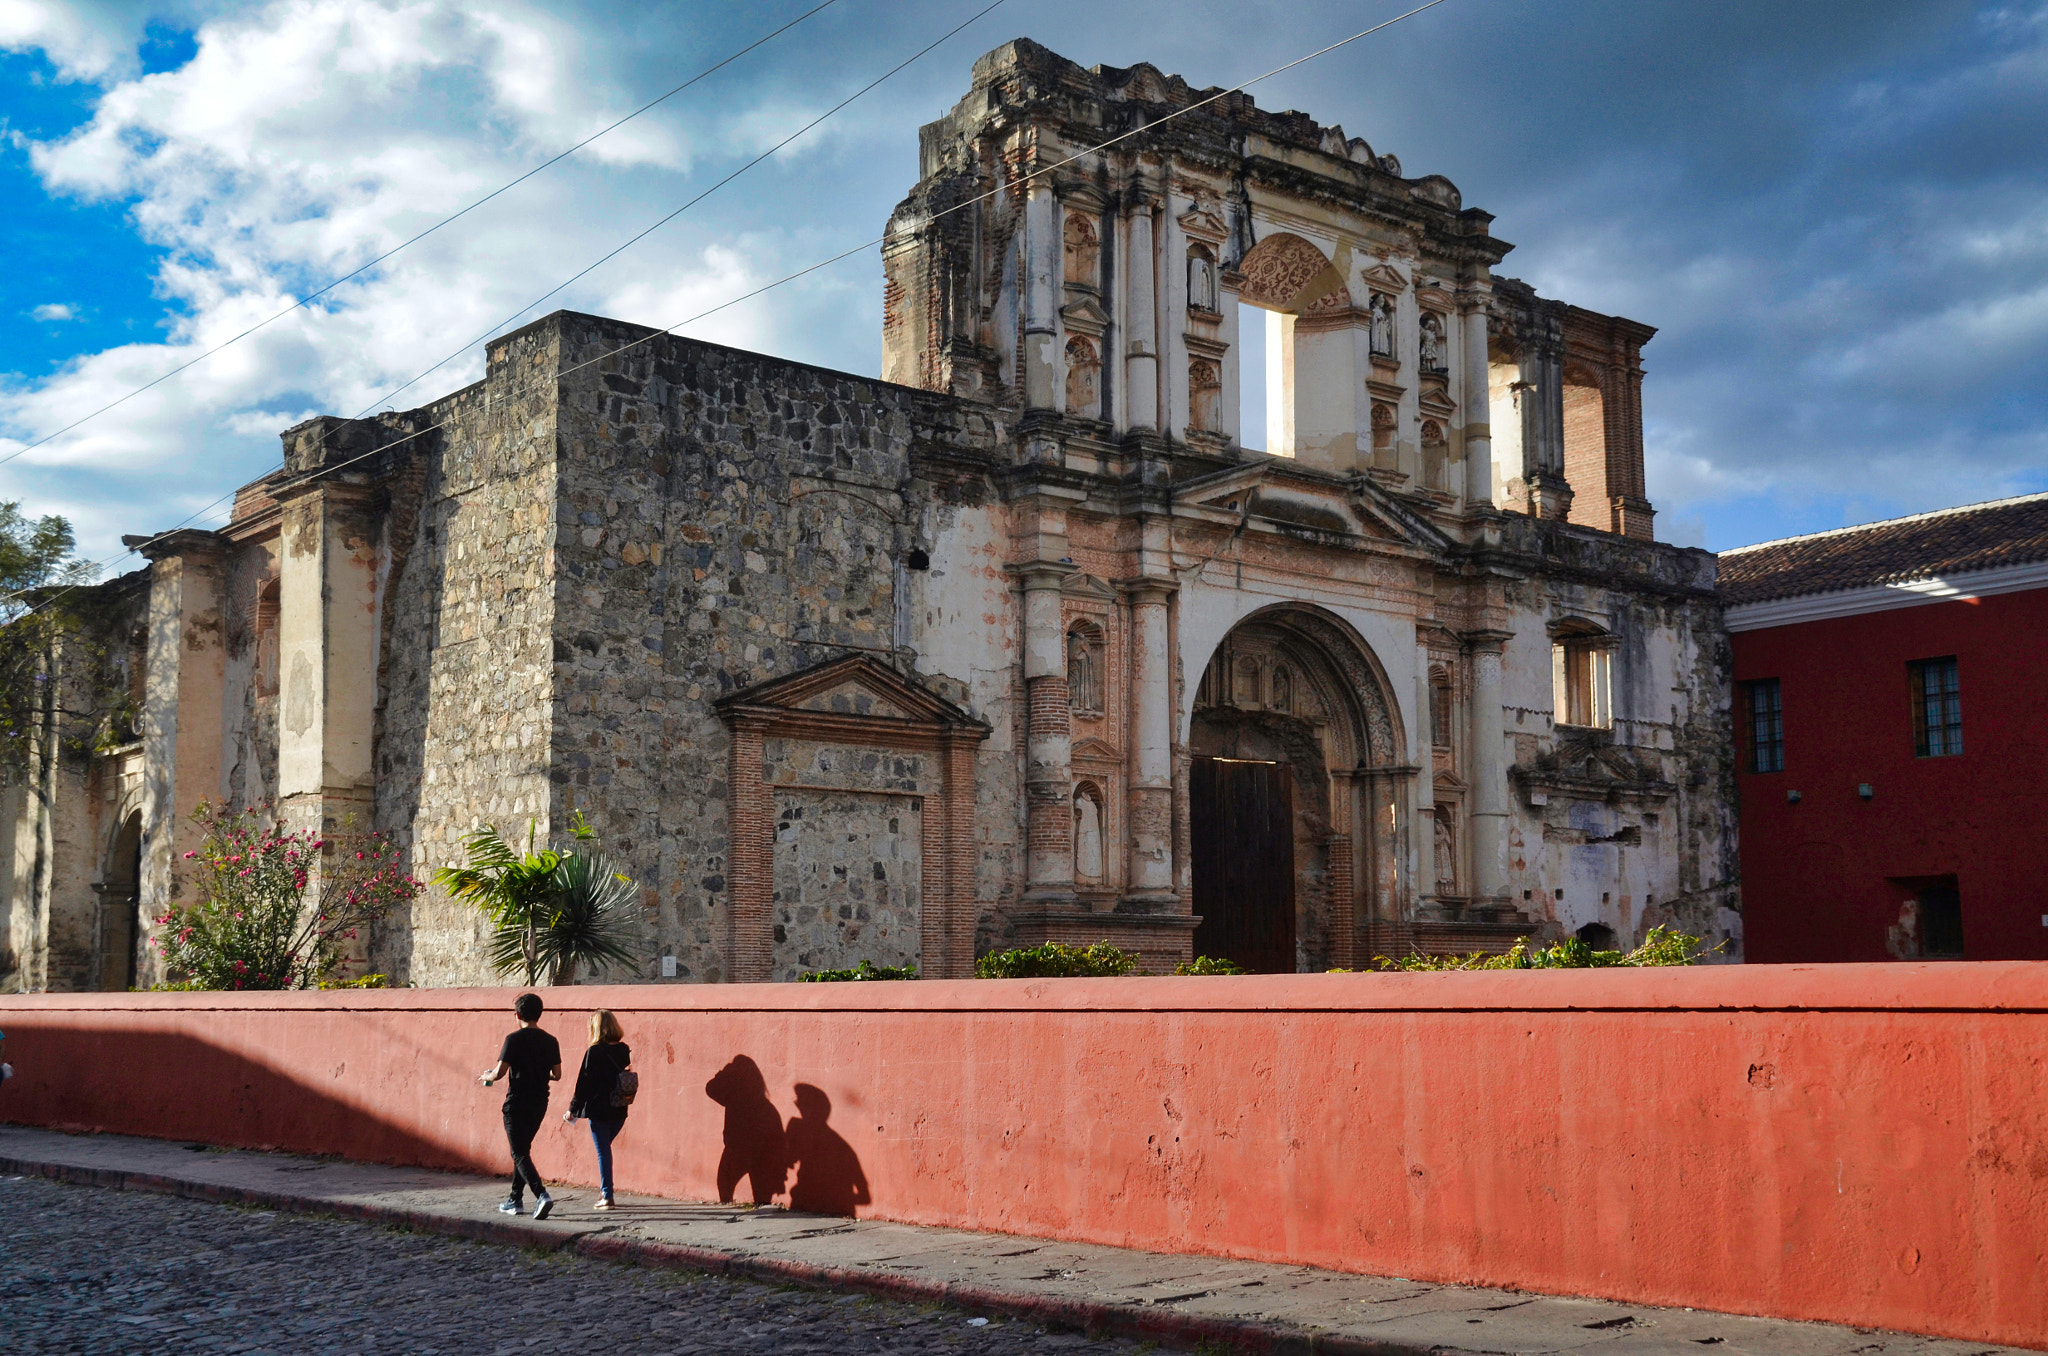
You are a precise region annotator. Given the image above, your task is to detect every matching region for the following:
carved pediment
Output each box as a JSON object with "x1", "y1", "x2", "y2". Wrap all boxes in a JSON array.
[
  {"x1": 1359, "y1": 262, "x2": 1409, "y2": 294},
  {"x1": 1177, "y1": 461, "x2": 1448, "y2": 552},
  {"x1": 1059, "y1": 295, "x2": 1111, "y2": 336},
  {"x1": 1072, "y1": 736, "x2": 1121, "y2": 763},
  {"x1": 1418, "y1": 384, "x2": 1457, "y2": 418},
  {"x1": 1177, "y1": 205, "x2": 1228, "y2": 243},
  {"x1": 716, "y1": 655, "x2": 986, "y2": 732},
  {"x1": 1061, "y1": 572, "x2": 1118, "y2": 601}
]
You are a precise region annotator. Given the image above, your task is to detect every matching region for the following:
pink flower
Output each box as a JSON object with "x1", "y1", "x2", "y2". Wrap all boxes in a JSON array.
[{"x1": 183, "y1": 851, "x2": 198, "y2": 859}]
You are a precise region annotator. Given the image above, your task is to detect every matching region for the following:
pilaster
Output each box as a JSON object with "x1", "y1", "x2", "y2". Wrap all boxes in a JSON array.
[
  {"x1": 1463, "y1": 629, "x2": 1513, "y2": 909},
  {"x1": 1014, "y1": 560, "x2": 1077, "y2": 904},
  {"x1": 273, "y1": 479, "x2": 382, "y2": 837},
  {"x1": 134, "y1": 529, "x2": 227, "y2": 939}
]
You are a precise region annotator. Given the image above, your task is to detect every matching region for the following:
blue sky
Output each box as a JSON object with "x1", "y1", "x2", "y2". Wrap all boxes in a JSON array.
[{"x1": 4, "y1": 0, "x2": 2045, "y2": 565}]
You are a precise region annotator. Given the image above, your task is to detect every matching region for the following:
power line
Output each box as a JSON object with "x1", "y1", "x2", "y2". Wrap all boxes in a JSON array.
[
  {"x1": 0, "y1": 0, "x2": 845, "y2": 472},
  {"x1": 5, "y1": 0, "x2": 1449, "y2": 629},
  {"x1": 3, "y1": 0, "x2": 1011, "y2": 622}
]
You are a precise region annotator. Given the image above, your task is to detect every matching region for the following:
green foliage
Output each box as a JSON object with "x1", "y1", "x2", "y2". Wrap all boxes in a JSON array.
[
  {"x1": 0, "y1": 504, "x2": 119, "y2": 771},
  {"x1": 433, "y1": 811, "x2": 639, "y2": 985},
  {"x1": 798, "y1": 960, "x2": 919, "y2": 982},
  {"x1": 151, "y1": 802, "x2": 422, "y2": 990},
  {"x1": 1173, "y1": 955, "x2": 1248, "y2": 976},
  {"x1": 317, "y1": 973, "x2": 390, "y2": 990},
  {"x1": 1372, "y1": 926, "x2": 1720, "y2": 972},
  {"x1": 975, "y1": 940, "x2": 1138, "y2": 979}
]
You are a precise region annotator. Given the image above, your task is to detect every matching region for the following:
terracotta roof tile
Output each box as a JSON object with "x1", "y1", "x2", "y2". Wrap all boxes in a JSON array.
[{"x1": 1718, "y1": 493, "x2": 2048, "y2": 605}]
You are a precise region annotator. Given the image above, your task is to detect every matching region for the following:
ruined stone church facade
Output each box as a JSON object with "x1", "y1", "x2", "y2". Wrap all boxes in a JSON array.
[{"x1": 3, "y1": 40, "x2": 1738, "y2": 992}]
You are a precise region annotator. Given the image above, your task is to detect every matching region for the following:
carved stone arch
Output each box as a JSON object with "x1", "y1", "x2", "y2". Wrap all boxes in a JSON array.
[
  {"x1": 1189, "y1": 603, "x2": 1412, "y2": 975},
  {"x1": 1235, "y1": 232, "x2": 1351, "y2": 315}
]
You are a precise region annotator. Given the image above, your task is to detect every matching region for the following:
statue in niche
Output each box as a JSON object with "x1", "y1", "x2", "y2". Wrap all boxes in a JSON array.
[
  {"x1": 1270, "y1": 664, "x2": 1292, "y2": 713},
  {"x1": 1063, "y1": 212, "x2": 1100, "y2": 289},
  {"x1": 1064, "y1": 336, "x2": 1101, "y2": 421},
  {"x1": 1074, "y1": 788, "x2": 1105, "y2": 883},
  {"x1": 1188, "y1": 358, "x2": 1222, "y2": 432},
  {"x1": 1067, "y1": 626, "x2": 1102, "y2": 715},
  {"x1": 1434, "y1": 812, "x2": 1456, "y2": 892},
  {"x1": 1369, "y1": 293, "x2": 1396, "y2": 358},
  {"x1": 1186, "y1": 244, "x2": 1218, "y2": 312},
  {"x1": 1419, "y1": 312, "x2": 1445, "y2": 372},
  {"x1": 1371, "y1": 402, "x2": 1397, "y2": 458}
]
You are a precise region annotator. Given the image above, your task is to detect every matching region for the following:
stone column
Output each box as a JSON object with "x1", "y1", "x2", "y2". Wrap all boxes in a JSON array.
[
  {"x1": 135, "y1": 530, "x2": 226, "y2": 946},
  {"x1": 1465, "y1": 631, "x2": 1512, "y2": 909},
  {"x1": 1462, "y1": 304, "x2": 1494, "y2": 505},
  {"x1": 1018, "y1": 561, "x2": 1076, "y2": 904},
  {"x1": 1125, "y1": 200, "x2": 1159, "y2": 431},
  {"x1": 1123, "y1": 580, "x2": 1176, "y2": 903},
  {"x1": 1022, "y1": 179, "x2": 1059, "y2": 411},
  {"x1": 1412, "y1": 637, "x2": 1440, "y2": 918},
  {"x1": 1516, "y1": 337, "x2": 1573, "y2": 520},
  {"x1": 274, "y1": 479, "x2": 381, "y2": 835}
]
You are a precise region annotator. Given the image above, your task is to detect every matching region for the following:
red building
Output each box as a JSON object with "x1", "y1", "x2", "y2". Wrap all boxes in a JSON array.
[{"x1": 1720, "y1": 493, "x2": 2048, "y2": 962}]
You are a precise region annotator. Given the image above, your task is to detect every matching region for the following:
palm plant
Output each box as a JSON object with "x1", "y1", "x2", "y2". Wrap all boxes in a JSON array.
[{"x1": 433, "y1": 812, "x2": 638, "y2": 985}]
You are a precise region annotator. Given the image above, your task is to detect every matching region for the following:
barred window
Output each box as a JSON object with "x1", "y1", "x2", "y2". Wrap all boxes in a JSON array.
[
  {"x1": 1744, "y1": 679, "x2": 1783, "y2": 773},
  {"x1": 1909, "y1": 657, "x2": 1963, "y2": 758}
]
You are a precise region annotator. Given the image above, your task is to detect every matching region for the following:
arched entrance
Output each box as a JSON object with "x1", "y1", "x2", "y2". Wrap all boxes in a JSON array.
[
  {"x1": 1189, "y1": 606, "x2": 1410, "y2": 972},
  {"x1": 98, "y1": 810, "x2": 142, "y2": 992}
]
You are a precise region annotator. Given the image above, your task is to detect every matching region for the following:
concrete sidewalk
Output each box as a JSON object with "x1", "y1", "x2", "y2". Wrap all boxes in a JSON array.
[{"x1": 0, "y1": 1125, "x2": 2032, "y2": 1356}]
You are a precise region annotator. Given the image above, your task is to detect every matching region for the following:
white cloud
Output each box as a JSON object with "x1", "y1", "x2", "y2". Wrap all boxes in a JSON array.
[{"x1": 31, "y1": 302, "x2": 79, "y2": 322}]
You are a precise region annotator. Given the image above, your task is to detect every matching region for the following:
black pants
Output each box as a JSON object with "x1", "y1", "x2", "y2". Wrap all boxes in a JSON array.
[{"x1": 504, "y1": 1104, "x2": 547, "y2": 1200}]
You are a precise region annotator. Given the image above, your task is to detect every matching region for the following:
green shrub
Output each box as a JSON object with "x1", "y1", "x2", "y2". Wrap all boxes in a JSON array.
[
  {"x1": 1173, "y1": 955, "x2": 1248, "y2": 976},
  {"x1": 798, "y1": 961, "x2": 918, "y2": 982},
  {"x1": 975, "y1": 940, "x2": 1138, "y2": 979},
  {"x1": 1372, "y1": 926, "x2": 1719, "y2": 972},
  {"x1": 317, "y1": 973, "x2": 390, "y2": 990}
]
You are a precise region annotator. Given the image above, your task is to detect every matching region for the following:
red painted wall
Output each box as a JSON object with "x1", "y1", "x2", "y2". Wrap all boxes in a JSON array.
[
  {"x1": 1731, "y1": 587, "x2": 2048, "y2": 963},
  {"x1": 3, "y1": 971, "x2": 2046, "y2": 1348}
]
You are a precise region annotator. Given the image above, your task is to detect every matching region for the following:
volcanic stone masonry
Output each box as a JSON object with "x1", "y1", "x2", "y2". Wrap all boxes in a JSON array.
[{"x1": 2, "y1": 38, "x2": 1739, "y2": 991}]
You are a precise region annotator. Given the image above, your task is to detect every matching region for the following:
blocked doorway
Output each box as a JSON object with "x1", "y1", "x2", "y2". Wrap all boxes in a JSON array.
[{"x1": 1190, "y1": 757, "x2": 1295, "y2": 972}]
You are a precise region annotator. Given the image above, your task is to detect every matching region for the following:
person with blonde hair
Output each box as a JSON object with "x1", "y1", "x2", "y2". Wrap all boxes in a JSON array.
[{"x1": 564, "y1": 1008, "x2": 634, "y2": 1210}]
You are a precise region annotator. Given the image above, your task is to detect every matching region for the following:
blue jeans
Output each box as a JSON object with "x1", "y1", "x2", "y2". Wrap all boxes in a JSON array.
[{"x1": 588, "y1": 1119, "x2": 624, "y2": 1199}]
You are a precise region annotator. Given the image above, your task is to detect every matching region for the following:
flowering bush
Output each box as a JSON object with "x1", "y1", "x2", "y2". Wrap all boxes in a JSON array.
[{"x1": 152, "y1": 802, "x2": 422, "y2": 990}]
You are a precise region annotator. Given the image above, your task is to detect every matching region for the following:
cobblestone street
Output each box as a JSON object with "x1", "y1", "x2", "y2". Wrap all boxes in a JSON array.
[{"x1": 0, "y1": 1175, "x2": 1141, "y2": 1355}]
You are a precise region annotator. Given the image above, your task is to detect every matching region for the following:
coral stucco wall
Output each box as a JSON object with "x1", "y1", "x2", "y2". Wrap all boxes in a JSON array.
[
  {"x1": 2, "y1": 970, "x2": 2046, "y2": 1348},
  {"x1": 1732, "y1": 588, "x2": 2048, "y2": 962}
]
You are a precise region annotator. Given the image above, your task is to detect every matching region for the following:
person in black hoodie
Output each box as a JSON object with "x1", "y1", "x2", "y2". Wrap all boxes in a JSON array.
[
  {"x1": 564, "y1": 1008, "x2": 632, "y2": 1210},
  {"x1": 479, "y1": 992, "x2": 561, "y2": 1218}
]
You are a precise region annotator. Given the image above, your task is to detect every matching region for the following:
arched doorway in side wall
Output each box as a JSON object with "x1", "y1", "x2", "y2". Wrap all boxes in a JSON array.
[
  {"x1": 99, "y1": 810, "x2": 142, "y2": 992},
  {"x1": 1189, "y1": 606, "x2": 1409, "y2": 972}
]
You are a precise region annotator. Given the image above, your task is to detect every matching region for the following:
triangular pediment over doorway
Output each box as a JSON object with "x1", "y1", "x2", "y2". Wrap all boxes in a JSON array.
[
  {"x1": 715, "y1": 654, "x2": 987, "y2": 732},
  {"x1": 1174, "y1": 459, "x2": 1450, "y2": 553}
]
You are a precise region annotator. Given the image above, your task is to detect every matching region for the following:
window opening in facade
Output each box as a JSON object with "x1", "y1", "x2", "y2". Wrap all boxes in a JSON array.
[
  {"x1": 1909, "y1": 656, "x2": 1962, "y2": 757},
  {"x1": 1551, "y1": 627, "x2": 1614, "y2": 730},
  {"x1": 1745, "y1": 678, "x2": 1783, "y2": 772}
]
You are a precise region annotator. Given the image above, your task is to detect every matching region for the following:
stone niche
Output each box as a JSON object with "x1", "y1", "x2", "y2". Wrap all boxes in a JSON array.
[{"x1": 717, "y1": 655, "x2": 990, "y2": 982}]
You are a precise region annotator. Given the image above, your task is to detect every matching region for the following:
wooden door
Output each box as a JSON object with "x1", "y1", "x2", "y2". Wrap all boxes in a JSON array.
[{"x1": 1190, "y1": 757, "x2": 1296, "y2": 973}]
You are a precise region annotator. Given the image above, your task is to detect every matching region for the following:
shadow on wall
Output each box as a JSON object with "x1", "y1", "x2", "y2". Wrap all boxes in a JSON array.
[
  {"x1": 705, "y1": 1055, "x2": 869, "y2": 1217},
  {"x1": 0, "y1": 1025, "x2": 470, "y2": 1173}
]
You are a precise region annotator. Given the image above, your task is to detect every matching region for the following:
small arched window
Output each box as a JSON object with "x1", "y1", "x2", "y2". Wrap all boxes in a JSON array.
[{"x1": 1064, "y1": 335, "x2": 1101, "y2": 421}]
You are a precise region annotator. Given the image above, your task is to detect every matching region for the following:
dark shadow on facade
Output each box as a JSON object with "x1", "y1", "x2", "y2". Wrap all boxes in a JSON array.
[
  {"x1": 785, "y1": 1082, "x2": 869, "y2": 1217},
  {"x1": 704, "y1": 1054, "x2": 786, "y2": 1205}
]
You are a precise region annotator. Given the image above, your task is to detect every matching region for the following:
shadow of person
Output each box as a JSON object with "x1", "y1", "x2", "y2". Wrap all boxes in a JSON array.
[
  {"x1": 704, "y1": 1055, "x2": 787, "y2": 1206},
  {"x1": 785, "y1": 1083, "x2": 870, "y2": 1217}
]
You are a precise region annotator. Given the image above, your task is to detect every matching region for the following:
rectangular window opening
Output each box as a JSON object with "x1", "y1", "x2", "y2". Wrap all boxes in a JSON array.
[
  {"x1": 1909, "y1": 657, "x2": 1962, "y2": 758},
  {"x1": 1744, "y1": 678, "x2": 1783, "y2": 773}
]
